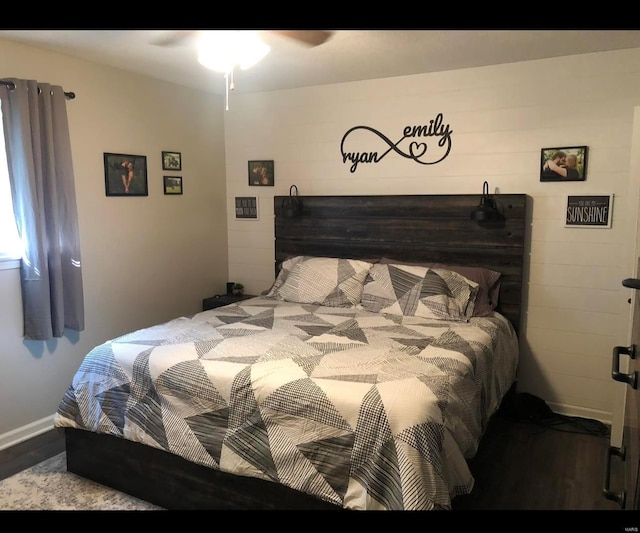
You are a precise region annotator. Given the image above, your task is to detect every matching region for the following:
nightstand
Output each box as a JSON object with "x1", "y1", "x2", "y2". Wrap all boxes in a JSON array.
[{"x1": 202, "y1": 294, "x2": 256, "y2": 311}]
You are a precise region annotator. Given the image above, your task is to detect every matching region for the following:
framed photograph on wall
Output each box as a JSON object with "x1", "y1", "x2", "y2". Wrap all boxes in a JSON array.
[
  {"x1": 248, "y1": 160, "x2": 274, "y2": 186},
  {"x1": 162, "y1": 151, "x2": 182, "y2": 171},
  {"x1": 565, "y1": 194, "x2": 613, "y2": 228},
  {"x1": 163, "y1": 176, "x2": 183, "y2": 195},
  {"x1": 540, "y1": 145, "x2": 588, "y2": 182},
  {"x1": 103, "y1": 153, "x2": 148, "y2": 196}
]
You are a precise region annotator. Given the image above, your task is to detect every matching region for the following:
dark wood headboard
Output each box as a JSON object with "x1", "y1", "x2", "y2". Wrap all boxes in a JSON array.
[{"x1": 274, "y1": 194, "x2": 528, "y2": 333}]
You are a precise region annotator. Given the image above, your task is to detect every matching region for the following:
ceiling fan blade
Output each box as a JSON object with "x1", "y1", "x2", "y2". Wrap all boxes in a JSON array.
[
  {"x1": 152, "y1": 30, "x2": 198, "y2": 47},
  {"x1": 152, "y1": 29, "x2": 333, "y2": 50},
  {"x1": 272, "y1": 30, "x2": 332, "y2": 47}
]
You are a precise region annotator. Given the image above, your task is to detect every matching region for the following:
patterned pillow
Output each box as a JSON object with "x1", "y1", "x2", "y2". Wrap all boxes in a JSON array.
[
  {"x1": 360, "y1": 263, "x2": 479, "y2": 321},
  {"x1": 379, "y1": 258, "x2": 502, "y2": 317},
  {"x1": 266, "y1": 256, "x2": 373, "y2": 307}
]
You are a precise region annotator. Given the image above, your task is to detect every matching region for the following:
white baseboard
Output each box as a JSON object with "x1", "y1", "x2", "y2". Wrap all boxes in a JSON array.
[
  {"x1": 547, "y1": 401, "x2": 612, "y2": 426},
  {"x1": 0, "y1": 415, "x2": 56, "y2": 452}
]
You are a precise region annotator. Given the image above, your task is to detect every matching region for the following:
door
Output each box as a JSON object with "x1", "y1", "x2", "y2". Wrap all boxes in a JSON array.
[
  {"x1": 621, "y1": 107, "x2": 640, "y2": 511},
  {"x1": 621, "y1": 274, "x2": 640, "y2": 510},
  {"x1": 603, "y1": 106, "x2": 640, "y2": 510},
  {"x1": 605, "y1": 273, "x2": 640, "y2": 510}
]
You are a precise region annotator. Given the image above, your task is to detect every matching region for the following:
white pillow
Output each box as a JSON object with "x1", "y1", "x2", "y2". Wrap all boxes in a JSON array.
[{"x1": 266, "y1": 256, "x2": 373, "y2": 307}]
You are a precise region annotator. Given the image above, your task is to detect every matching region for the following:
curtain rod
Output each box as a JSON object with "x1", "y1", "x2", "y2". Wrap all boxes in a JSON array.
[{"x1": 0, "y1": 80, "x2": 76, "y2": 100}]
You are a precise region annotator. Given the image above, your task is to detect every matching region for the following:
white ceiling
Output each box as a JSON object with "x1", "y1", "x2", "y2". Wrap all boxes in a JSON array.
[{"x1": 3, "y1": 29, "x2": 640, "y2": 96}]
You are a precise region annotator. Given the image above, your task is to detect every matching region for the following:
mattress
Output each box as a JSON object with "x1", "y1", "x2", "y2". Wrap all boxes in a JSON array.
[{"x1": 54, "y1": 296, "x2": 519, "y2": 510}]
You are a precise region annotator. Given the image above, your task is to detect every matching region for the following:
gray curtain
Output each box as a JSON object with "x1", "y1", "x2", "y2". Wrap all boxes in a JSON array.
[{"x1": 0, "y1": 78, "x2": 84, "y2": 340}]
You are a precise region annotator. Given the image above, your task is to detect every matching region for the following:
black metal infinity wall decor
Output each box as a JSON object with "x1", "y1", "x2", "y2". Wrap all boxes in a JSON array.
[{"x1": 340, "y1": 113, "x2": 453, "y2": 173}]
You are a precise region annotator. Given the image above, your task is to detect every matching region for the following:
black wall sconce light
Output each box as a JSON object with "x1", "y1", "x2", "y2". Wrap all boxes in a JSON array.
[
  {"x1": 471, "y1": 181, "x2": 501, "y2": 221},
  {"x1": 281, "y1": 184, "x2": 303, "y2": 218}
]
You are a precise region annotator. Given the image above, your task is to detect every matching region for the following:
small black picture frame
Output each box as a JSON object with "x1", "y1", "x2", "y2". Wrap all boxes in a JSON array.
[
  {"x1": 540, "y1": 146, "x2": 588, "y2": 182},
  {"x1": 162, "y1": 151, "x2": 182, "y2": 171},
  {"x1": 104, "y1": 152, "x2": 148, "y2": 196},
  {"x1": 248, "y1": 160, "x2": 274, "y2": 186},
  {"x1": 163, "y1": 176, "x2": 183, "y2": 195}
]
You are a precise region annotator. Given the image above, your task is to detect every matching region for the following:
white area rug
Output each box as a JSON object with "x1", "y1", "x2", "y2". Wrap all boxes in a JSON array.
[{"x1": 0, "y1": 453, "x2": 163, "y2": 510}]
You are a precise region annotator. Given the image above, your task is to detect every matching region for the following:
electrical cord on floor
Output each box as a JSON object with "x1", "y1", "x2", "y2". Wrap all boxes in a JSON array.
[
  {"x1": 529, "y1": 412, "x2": 610, "y2": 437},
  {"x1": 497, "y1": 392, "x2": 611, "y2": 437}
]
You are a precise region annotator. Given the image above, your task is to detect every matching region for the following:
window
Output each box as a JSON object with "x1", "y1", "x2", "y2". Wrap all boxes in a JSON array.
[{"x1": 0, "y1": 103, "x2": 22, "y2": 267}]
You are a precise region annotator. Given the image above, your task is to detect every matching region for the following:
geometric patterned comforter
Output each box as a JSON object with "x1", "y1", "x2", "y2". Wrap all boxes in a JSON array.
[{"x1": 54, "y1": 297, "x2": 519, "y2": 510}]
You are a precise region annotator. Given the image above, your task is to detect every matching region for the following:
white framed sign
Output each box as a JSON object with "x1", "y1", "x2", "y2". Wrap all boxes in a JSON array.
[
  {"x1": 235, "y1": 196, "x2": 259, "y2": 220},
  {"x1": 565, "y1": 194, "x2": 613, "y2": 228}
]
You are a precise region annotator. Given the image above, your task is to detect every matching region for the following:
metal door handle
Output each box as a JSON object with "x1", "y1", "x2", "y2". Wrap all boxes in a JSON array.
[
  {"x1": 623, "y1": 278, "x2": 640, "y2": 290},
  {"x1": 603, "y1": 445, "x2": 626, "y2": 508},
  {"x1": 612, "y1": 345, "x2": 638, "y2": 389}
]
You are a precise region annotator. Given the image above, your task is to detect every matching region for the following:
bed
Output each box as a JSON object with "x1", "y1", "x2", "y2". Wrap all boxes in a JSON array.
[{"x1": 54, "y1": 193, "x2": 529, "y2": 510}]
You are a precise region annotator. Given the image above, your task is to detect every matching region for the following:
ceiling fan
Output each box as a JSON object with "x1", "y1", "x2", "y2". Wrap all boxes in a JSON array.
[
  {"x1": 153, "y1": 29, "x2": 333, "y2": 48},
  {"x1": 153, "y1": 30, "x2": 333, "y2": 110}
]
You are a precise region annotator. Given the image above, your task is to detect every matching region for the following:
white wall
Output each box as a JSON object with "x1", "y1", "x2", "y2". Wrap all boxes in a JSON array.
[
  {"x1": 224, "y1": 48, "x2": 640, "y2": 423},
  {"x1": 0, "y1": 39, "x2": 228, "y2": 444}
]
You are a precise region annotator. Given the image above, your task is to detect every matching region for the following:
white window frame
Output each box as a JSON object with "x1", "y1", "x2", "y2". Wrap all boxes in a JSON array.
[{"x1": 0, "y1": 103, "x2": 22, "y2": 270}]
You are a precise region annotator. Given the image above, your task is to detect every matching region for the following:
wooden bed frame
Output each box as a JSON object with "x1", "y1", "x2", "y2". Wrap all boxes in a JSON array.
[{"x1": 64, "y1": 193, "x2": 529, "y2": 510}]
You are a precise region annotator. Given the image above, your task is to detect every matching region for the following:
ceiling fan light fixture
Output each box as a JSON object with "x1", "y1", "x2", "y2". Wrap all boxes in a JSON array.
[{"x1": 197, "y1": 31, "x2": 271, "y2": 73}]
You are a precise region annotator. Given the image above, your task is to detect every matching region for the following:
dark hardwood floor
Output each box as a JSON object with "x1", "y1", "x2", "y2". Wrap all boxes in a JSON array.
[
  {"x1": 0, "y1": 413, "x2": 626, "y2": 512},
  {"x1": 452, "y1": 412, "x2": 621, "y2": 511}
]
